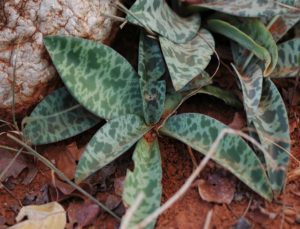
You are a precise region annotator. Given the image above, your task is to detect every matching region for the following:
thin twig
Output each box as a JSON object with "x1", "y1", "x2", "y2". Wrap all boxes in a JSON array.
[
  {"x1": 0, "y1": 147, "x2": 23, "y2": 181},
  {"x1": 187, "y1": 146, "x2": 197, "y2": 170},
  {"x1": 133, "y1": 128, "x2": 232, "y2": 229},
  {"x1": 120, "y1": 193, "x2": 144, "y2": 229},
  {"x1": 7, "y1": 133, "x2": 121, "y2": 221},
  {"x1": 203, "y1": 209, "x2": 213, "y2": 229}
]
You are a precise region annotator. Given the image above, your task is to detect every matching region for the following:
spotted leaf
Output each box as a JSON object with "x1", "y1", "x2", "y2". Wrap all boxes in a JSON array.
[
  {"x1": 75, "y1": 115, "x2": 151, "y2": 183},
  {"x1": 270, "y1": 38, "x2": 300, "y2": 78},
  {"x1": 252, "y1": 79, "x2": 290, "y2": 194},
  {"x1": 140, "y1": 80, "x2": 166, "y2": 125},
  {"x1": 138, "y1": 30, "x2": 165, "y2": 81},
  {"x1": 231, "y1": 64, "x2": 263, "y2": 119},
  {"x1": 44, "y1": 36, "x2": 143, "y2": 120},
  {"x1": 126, "y1": 0, "x2": 201, "y2": 44},
  {"x1": 160, "y1": 29, "x2": 214, "y2": 91},
  {"x1": 228, "y1": 19, "x2": 277, "y2": 76},
  {"x1": 179, "y1": 71, "x2": 212, "y2": 93},
  {"x1": 122, "y1": 136, "x2": 162, "y2": 229},
  {"x1": 268, "y1": 8, "x2": 300, "y2": 41},
  {"x1": 186, "y1": 0, "x2": 288, "y2": 17},
  {"x1": 160, "y1": 113, "x2": 273, "y2": 200},
  {"x1": 23, "y1": 88, "x2": 100, "y2": 145}
]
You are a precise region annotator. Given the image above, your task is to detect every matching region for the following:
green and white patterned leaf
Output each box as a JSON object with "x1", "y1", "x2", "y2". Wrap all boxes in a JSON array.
[
  {"x1": 75, "y1": 114, "x2": 151, "y2": 183},
  {"x1": 140, "y1": 80, "x2": 166, "y2": 125},
  {"x1": 44, "y1": 36, "x2": 143, "y2": 120},
  {"x1": 179, "y1": 71, "x2": 212, "y2": 93},
  {"x1": 268, "y1": 9, "x2": 300, "y2": 41},
  {"x1": 187, "y1": 0, "x2": 288, "y2": 17},
  {"x1": 270, "y1": 38, "x2": 300, "y2": 78},
  {"x1": 198, "y1": 85, "x2": 243, "y2": 109},
  {"x1": 231, "y1": 64, "x2": 263, "y2": 119},
  {"x1": 207, "y1": 19, "x2": 270, "y2": 64},
  {"x1": 23, "y1": 88, "x2": 100, "y2": 145},
  {"x1": 229, "y1": 19, "x2": 278, "y2": 76},
  {"x1": 160, "y1": 29, "x2": 215, "y2": 91},
  {"x1": 126, "y1": 0, "x2": 201, "y2": 44},
  {"x1": 252, "y1": 79, "x2": 290, "y2": 194},
  {"x1": 160, "y1": 113, "x2": 273, "y2": 200},
  {"x1": 123, "y1": 137, "x2": 162, "y2": 229},
  {"x1": 138, "y1": 30, "x2": 165, "y2": 81}
]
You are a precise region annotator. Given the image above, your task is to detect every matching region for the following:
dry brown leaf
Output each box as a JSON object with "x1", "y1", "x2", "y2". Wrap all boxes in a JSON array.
[
  {"x1": 0, "y1": 150, "x2": 35, "y2": 183},
  {"x1": 198, "y1": 174, "x2": 236, "y2": 204},
  {"x1": 67, "y1": 202, "x2": 100, "y2": 228},
  {"x1": 9, "y1": 202, "x2": 66, "y2": 229},
  {"x1": 114, "y1": 177, "x2": 125, "y2": 196}
]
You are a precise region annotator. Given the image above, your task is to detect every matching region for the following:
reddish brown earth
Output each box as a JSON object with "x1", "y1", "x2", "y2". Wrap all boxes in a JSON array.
[
  {"x1": 0, "y1": 25, "x2": 300, "y2": 229},
  {"x1": 0, "y1": 95, "x2": 299, "y2": 229}
]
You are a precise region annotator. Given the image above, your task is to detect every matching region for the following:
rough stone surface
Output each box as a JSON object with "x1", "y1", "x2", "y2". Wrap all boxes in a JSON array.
[{"x1": 0, "y1": 0, "x2": 118, "y2": 119}]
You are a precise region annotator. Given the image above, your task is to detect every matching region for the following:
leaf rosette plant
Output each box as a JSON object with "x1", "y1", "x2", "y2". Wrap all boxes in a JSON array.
[{"x1": 23, "y1": 0, "x2": 300, "y2": 227}]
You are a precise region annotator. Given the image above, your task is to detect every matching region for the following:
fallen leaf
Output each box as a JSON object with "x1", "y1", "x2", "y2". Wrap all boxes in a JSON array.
[
  {"x1": 49, "y1": 178, "x2": 94, "y2": 202},
  {"x1": 67, "y1": 202, "x2": 100, "y2": 228},
  {"x1": 114, "y1": 177, "x2": 125, "y2": 196},
  {"x1": 105, "y1": 194, "x2": 121, "y2": 210},
  {"x1": 9, "y1": 202, "x2": 66, "y2": 229},
  {"x1": 198, "y1": 173, "x2": 236, "y2": 204},
  {"x1": 66, "y1": 142, "x2": 82, "y2": 162},
  {"x1": 0, "y1": 150, "x2": 28, "y2": 182}
]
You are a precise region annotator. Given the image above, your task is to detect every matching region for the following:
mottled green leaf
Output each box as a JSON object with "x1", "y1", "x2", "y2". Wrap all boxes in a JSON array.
[
  {"x1": 231, "y1": 64, "x2": 263, "y2": 119},
  {"x1": 229, "y1": 19, "x2": 277, "y2": 76},
  {"x1": 123, "y1": 137, "x2": 162, "y2": 229},
  {"x1": 44, "y1": 36, "x2": 143, "y2": 120},
  {"x1": 270, "y1": 38, "x2": 300, "y2": 78},
  {"x1": 268, "y1": 9, "x2": 300, "y2": 41},
  {"x1": 207, "y1": 19, "x2": 270, "y2": 64},
  {"x1": 252, "y1": 79, "x2": 290, "y2": 194},
  {"x1": 198, "y1": 85, "x2": 243, "y2": 109},
  {"x1": 140, "y1": 80, "x2": 166, "y2": 125},
  {"x1": 126, "y1": 0, "x2": 201, "y2": 44},
  {"x1": 160, "y1": 113, "x2": 273, "y2": 200},
  {"x1": 23, "y1": 88, "x2": 100, "y2": 145},
  {"x1": 161, "y1": 93, "x2": 183, "y2": 118},
  {"x1": 138, "y1": 30, "x2": 165, "y2": 81},
  {"x1": 187, "y1": 0, "x2": 288, "y2": 17},
  {"x1": 160, "y1": 29, "x2": 215, "y2": 91},
  {"x1": 179, "y1": 71, "x2": 212, "y2": 93},
  {"x1": 75, "y1": 115, "x2": 151, "y2": 183}
]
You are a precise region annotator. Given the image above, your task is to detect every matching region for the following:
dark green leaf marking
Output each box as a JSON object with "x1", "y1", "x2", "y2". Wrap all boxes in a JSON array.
[
  {"x1": 138, "y1": 30, "x2": 165, "y2": 81},
  {"x1": 252, "y1": 79, "x2": 290, "y2": 194},
  {"x1": 23, "y1": 87, "x2": 100, "y2": 145},
  {"x1": 232, "y1": 64, "x2": 263, "y2": 119},
  {"x1": 140, "y1": 80, "x2": 166, "y2": 125},
  {"x1": 123, "y1": 137, "x2": 162, "y2": 229},
  {"x1": 75, "y1": 114, "x2": 151, "y2": 183},
  {"x1": 126, "y1": 0, "x2": 201, "y2": 44},
  {"x1": 160, "y1": 29, "x2": 215, "y2": 91},
  {"x1": 160, "y1": 113, "x2": 273, "y2": 200},
  {"x1": 270, "y1": 38, "x2": 300, "y2": 78},
  {"x1": 44, "y1": 36, "x2": 143, "y2": 120}
]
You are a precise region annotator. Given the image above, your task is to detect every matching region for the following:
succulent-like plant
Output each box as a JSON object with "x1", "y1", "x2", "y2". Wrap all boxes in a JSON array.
[{"x1": 23, "y1": 0, "x2": 299, "y2": 227}]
